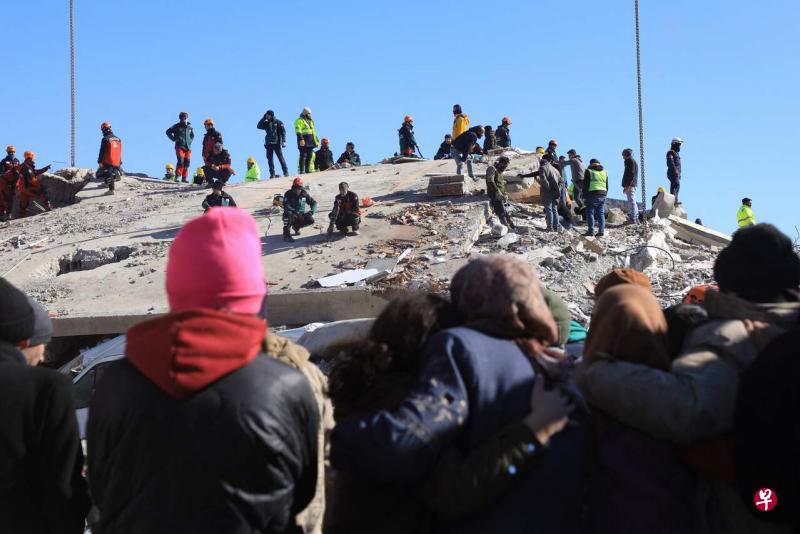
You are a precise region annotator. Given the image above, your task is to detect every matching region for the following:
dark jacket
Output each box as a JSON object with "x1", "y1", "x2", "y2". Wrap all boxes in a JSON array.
[
  {"x1": 538, "y1": 159, "x2": 562, "y2": 195},
  {"x1": 283, "y1": 186, "x2": 317, "y2": 215},
  {"x1": 202, "y1": 128, "x2": 223, "y2": 163},
  {"x1": 398, "y1": 123, "x2": 417, "y2": 153},
  {"x1": 561, "y1": 155, "x2": 586, "y2": 186},
  {"x1": 1, "y1": 154, "x2": 19, "y2": 174},
  {"x1": 483, "y1": 131, "x2": 496, "y2": 152},
  {"x1": 19, "y1": 161, "x2": 49, "y2": 192},
  {"x1": 485, "y1": 165, "x2": 505, "y2": 197},
  {"x1": 87, "y1": 310, "x2": 319, "y2": 534},
  {"x1": 434, "y1": 142, "x2": 452, "y2": 160},
  {"x1": 202, "y1": 192, "x2": 237, "y2": 210},
  {"x1": 166, "y1": 121, "x2": 195, "y2": 150},
  {"x1": 495, "y1": 124, "x2": 511, "y2": 148},
  {"x1": 205, "y1": 149, "x2": 232, "y2": 170},
  {"x1": 622, "y1": 157, "x2": 639, "y2": 188},
  {"x1": 315, "y1": 147, "x2": 335, "y2": 171},
  {"x1": 667, "y1": 149, "x2": 681, "y2": 179},
  {"x1": 257, "y1": 116, "x2": 287, "y2": 146},
  {"x1": 337, "y1": 151, "x2": 361, "y2": 166},
  {"x1": 452, "y1": 127, "x2": 482, "y2": 157},
  {"x1": 583, "y1": 164, "x2": 609, "y2": 197},
  {"x1": 0, "y1": 341, "x2": 89, "y2": 534},
  {"x1": 330, "y1": 327, "x2": 588, "y2": 534},
  {"x1": 546, "y1": 146, "x2": 560, "y2": 169},
  {"x1": 334, "y1": 191, "x2": 360, "y2": 216}
]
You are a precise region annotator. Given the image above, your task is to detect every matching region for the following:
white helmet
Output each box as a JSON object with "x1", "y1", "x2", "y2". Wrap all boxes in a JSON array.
[
  {"x1": 302, "y1": 107, "x2": 312, "y2": 116},
  {"x1": 671, "y1": 137, "x2": 683, "y2": 144}
]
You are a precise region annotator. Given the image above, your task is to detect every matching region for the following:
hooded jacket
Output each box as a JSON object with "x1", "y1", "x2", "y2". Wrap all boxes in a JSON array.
[
  {"x1": 398, "y1": 122, "x2": 417, "y2": 153},
  {"x1": 245, "y1": 162, "x2": 261, "y2": 182},
  {"x1": 337, "y1": 151, "x2": 361, "y2": 166},
  {"x1": 495, "y1": 124, "x2": 511, "y2": 148},
  {"x1": 258, "y1": 116, "x2": 287, "y2": 146},
  {"x1": 166, "y1": 121, "x2": 195, "y2": 150},
  {"x1": 87, "y1": 310, "x2": 320, "y2": 534},
  {"x1": 434, "y1": 142, "x2": 452, "y2": 160},
  {"x1": 561, "y1": 155, "x2": 586, "y2": 186},
  {"x1": 452, "y1": 113, "x2": 470, "y2": 139},
  {"x1": 452, "y1": 127, "x2": 482, "y2": 157},
  {"x1": 314, "y1": 146, "x2": 335, "y2": 171},
  {"x1": 583, "y1": 164, "x2": 608, "y2": 197}
]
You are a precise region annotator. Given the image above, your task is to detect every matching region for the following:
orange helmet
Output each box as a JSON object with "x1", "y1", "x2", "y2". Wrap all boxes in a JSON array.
[
  {"x1": 6, "y1": 145, "x2": 15, "y2": 153},
  {"x1": 23, "y1": 150, "x2": 35, "y2": 160},
  {"x1": 321, "y1": 138, "x2": 329, "y2": 145},
  {"x1": 292, "y1": 177, "x2": 304, "y2": 187},
  {"x1": 204, "y1": 118, "x2": 214, "y2": 127},
  {"x1": 502, "y1": 116, "x2": 511, "y2": 125},
  {"x1": 404, "y1": 115, "x2": 413, "y2": 122},
  {"x1": 100, "y1": 121, "x2": 111, "y2": 130},
  {"x1": 682, "y1": 284, "x2": 719, "y2": 306}
]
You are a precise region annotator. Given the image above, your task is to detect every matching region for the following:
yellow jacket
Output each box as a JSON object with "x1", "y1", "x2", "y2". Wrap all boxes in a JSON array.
[
  {"x1": 737, "y1": 204, "x2": 756, "y2": 227},
  {"x1": 452, "y1": 113, "x2": 470, "y2": 139}
]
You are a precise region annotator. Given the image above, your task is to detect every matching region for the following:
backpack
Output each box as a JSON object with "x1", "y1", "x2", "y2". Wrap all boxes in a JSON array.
[{"x1": 102, "y1": 137, "x2": 122, "y2": 167}]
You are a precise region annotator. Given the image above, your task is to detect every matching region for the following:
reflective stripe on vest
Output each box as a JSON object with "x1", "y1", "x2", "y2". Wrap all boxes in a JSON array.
[{"x1": 587, "y1": 168, "x2": 608, "y2": 192}]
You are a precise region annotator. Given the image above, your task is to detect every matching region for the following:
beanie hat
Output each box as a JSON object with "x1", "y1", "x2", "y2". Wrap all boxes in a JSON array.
[
  {"x1": 0, "y1": 278, "x2": 35, "y2": 343},
  {"x1": 714, "y1": 223, "x2": 800, "y2": 303},
  {"x1": 27, "y1": 297, "x2": 53, "y2": 346},
  {"x1": 594, "y1": 268, "x2": 653, "y2": 298},
  {"x1": 166, "y1": 209, "x2": 266, "y2": 314}
]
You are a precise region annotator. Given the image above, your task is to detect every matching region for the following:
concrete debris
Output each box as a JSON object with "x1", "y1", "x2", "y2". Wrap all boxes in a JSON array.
[
  {"x1": 668, "y1": 215, "x2": 732, "y2": 248},
  {"x1": 427, "y1": 174, "x2": 467, "y2": 197},
  {"x1": 605, "y1": 207, "x2": 628, "y2": 225},
  {"x1": 652, "y1": 191, "x2": 676, "y2": 218},
  {"x1": 491, "y1": 221, "x2": 509, "y2": 237},
  {"x1": 496, "y1": 232, "x2": 520, "y2": 248}
]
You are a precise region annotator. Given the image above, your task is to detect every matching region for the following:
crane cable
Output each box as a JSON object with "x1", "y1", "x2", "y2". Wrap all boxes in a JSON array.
[
  {"x1": 635, "y1": 0, "x2": 648, "y2": 239},
  {"x1": 70, "y1": 0, "x2": 76, "y2": 167}
]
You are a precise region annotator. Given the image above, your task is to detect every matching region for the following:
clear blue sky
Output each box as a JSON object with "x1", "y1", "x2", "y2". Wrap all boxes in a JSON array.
[{"x1": 5, "y1": 0, "x2": 799, "y2": 236}]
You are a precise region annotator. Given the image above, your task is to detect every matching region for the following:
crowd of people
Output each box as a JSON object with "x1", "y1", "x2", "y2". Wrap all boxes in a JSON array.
[{"x1": 1, "y1": 203, "x2": 798, "y2": 532}]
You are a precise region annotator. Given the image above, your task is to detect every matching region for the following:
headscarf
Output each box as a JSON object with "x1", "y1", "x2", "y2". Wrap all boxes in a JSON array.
[
  {"x1": 594, "y1": 268, "x2": 652, "y2": 298},
  {"x1": 584, "y1": 284, "x2": 670, "y2": 370},
  {"x1": 451, "y1": 255, "x2": 558, "y2": 358}
]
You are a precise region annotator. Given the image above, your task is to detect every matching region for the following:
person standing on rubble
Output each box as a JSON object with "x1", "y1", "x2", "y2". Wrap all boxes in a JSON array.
[
  {"x1": 201, "y1": 119, "x2": 223, "y2": 166},
  {"x1": 562, "y1": 149, "x2": 586, "y2": 209},
  {"x1": 97, "y1": 122, "x2": 122, "y2": 196},
  {"x1": 295, "y1": 107, "x2": 318, "y2": 174},
  {"x1": 496, "y1": 117, "x2": 512, "y2": 148},
  {"x1": 546, "y1": 139, "x2": 560, "y2": 169},
  {"x1": 452, "y1": 104, "x2": 470, "y2": 139},
  {"x1": 257, "y1": 110, "x2": 290, "y2": 178},
  {"x1": 282, "y1": 177, "x2": 318, "y2": 242},
  {"x1": 583, "y1": 158, "x2": 608, "y2": 237},
  {"x1": 737, "y1": 197, "x2": 756, "y2": 227},
  {"x1": 434, "y1": 134, "x2": 453, "y2": 160},
  {"x1": 202, "y1": 142, "x2": 234, "y2": 186},
  {"x1": 165, "y1": 112, "x2": 194, "y2": 183},
  {"x1": 667, "y1": 137, "x2": 683, "y2": 202},
  {"x1": 538, "y1": 153, "x2": 563, "y2": 232},
  {"x1": 398, "y1": 115, "x2": 419, "y2": 157},
  {"x1": 16, "y1": 151, "x2": 51, "y2": 217},
  {"x1": 483, "y1": 125, "x2": 496, "y2": 152},
  {"x1": 452, "y1": 126, "x2": 484, "y2": 178},
  {"x1": 621, "y1": 148, "x2": 639, "y2": 224},
  {"x1": 485, "y1": 156, "x2": 515, "y2": 229},
  {"x1": 1, "y1": 145, "x2": 20, "y2": 218}
]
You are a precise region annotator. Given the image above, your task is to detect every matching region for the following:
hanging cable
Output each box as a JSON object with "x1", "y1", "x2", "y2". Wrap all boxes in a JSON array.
[
  {"x1": 635, "y1": 0, "x2": 648, "y2": 238},
  {"x1": 70, "y1": 0, "x2": 76, "y2": 167}
]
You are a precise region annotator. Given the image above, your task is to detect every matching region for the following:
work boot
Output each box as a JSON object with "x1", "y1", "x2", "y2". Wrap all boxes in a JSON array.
[
  {"x1": 595, "y1": 232, "x2": 604, "y2": 237},
  {"x1": 269, "y1": 173, "x2": 276, "y2": 179},
  {"x1": 104, "y1": 189, "x2": 115, "y2": 196},
  {"x1": 283, "y1": 227, "x2": 294, "y2": 243},
  {"x1": 293, "y1": 228, "x2": 301, "y2": 236},
  {"x1": 583, "y1": 231, "x2": 595, "y2": 237}
]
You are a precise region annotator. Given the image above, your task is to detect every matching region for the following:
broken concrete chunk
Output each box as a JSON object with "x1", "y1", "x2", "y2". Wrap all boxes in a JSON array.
[{"x1": 496, "y1": 232, "x2": 520, "y2": 248}]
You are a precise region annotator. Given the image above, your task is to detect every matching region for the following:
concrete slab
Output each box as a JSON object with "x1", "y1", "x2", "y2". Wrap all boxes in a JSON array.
[{"x1": 668, "y1": 215, "x2": 731, "y2": 248}]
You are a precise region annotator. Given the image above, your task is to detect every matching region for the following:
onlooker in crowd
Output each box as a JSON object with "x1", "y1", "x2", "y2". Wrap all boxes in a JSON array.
[
  {"x1": 621, "y1": 148, "x2": 639, "y2": 224},
  {"x1": 337, "y1": 142, "x2": 361, "y2": 167},
  {"x1": 583, "y1": 158, "x2": 608, "y2": 237},
  {"x1": 666, "y1": 137, "x2": 683, "y2": 202},
  {"x1": 434, "y1": 134, "x2": 453, "y2": 160},
  {"x1": 257, "y1": 110, "x2": 290, "y2": 178},
  {"x1": 562, "y1": 149, "x2": 586, "y2": 209},
  {"x1": 451, "y1": 126, "x2": 484, "y2": 178}
]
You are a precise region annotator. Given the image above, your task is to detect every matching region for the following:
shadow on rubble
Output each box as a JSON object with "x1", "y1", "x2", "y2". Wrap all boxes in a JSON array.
[
  {"x1": 261, "y1": 231, "x2": 330, "y2": 256},
  {"x1": 130, "y1": 226, "x2": 181, "y2": 241},
  {"x1": 369, "y1": 191, "x2": 428, "y2": 204}
]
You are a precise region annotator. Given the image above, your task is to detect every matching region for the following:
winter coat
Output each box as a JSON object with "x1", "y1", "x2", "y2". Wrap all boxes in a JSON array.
[
  {"x1": 737, "y1": 205, "x2": 756, "y2": 227},
  {"x1": 330, "y1": 327, "x2": 588, "y2": 534},
  {"x1": 583, "y1": 165, "x2": 608, "y2": 197},
  {"x1": 483, "y1": 131, "x2": 496, "y2": 152},
  {"x1": 336, "y1": 151, "x2": 361, "y2": 166},
  {"x1": 283, "y1": 186, "x2": 318, "y2": 215},
  {"x1": 295, "y1": 117, "x2": 318, "y2": 149},
  {"x1": 452, "y1": 128, "x2": 481, "y2": 158},
  {"x1": 245, "y1": 162, "x2": 261, "y2": 182},
  {"x1": 561, "y1": 155, "x2": 586, "y2": 186},
  {"x1": 538, "y1": 159, "x2": 562, "y2": 195},
  {"x1": 495, "y1": 124, "x2": 511, "y2": 148},
  {"x1": 0, "y1": 341, "x2": 89, "y2": 534},
  {"x1": 87, "y1": 310, "x2": 320, "y2": 534},
  {"x1": 314, "y1": 147, "x2": 335, "y2": 171},
  {"x1": 166, "y1": 121, "x2": 194, "y2": 150},
  {"x1": 202, "y1": 192, "x2": 237, "y2": 210},
  {"x1": 97, "y1": 132, "x2": 122, "y2": 167},
  {"x1": 202, "y1": 128, "x2": 223, "y2": 164},
  {"x1": 1, "y1": 154, "x2": 19, "y2": 174},
  {"x1": 667, "y1": 149, "x2": 681, "y2": 179},
  {"x1": 398, "y1": 122, "x2": 417, "y2": 154},
  {"x1": 622, "y1": 157, "x2": 639, "y2": 188},
  {"x1": 452, "y1": 113, "x2": 470, "y2": 139},
  {"x1": 258, "y1": 116, "x2": 287, "y2": 146},
  {"x1": 434, "y1": 142, "x2": 452, "y2": 160},
  {"x1": 334, "y1": 191, "x2": 360, "y2": 216},
  {"x1": 205, "y1": 149, "x2": 234, "y2": 172},
  {"x1": 485, "y1": 165, "x2": 505, "y2": 197}
]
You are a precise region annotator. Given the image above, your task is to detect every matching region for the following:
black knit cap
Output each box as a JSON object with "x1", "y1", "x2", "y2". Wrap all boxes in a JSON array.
[
  {"x1": 0, "y1": 278, "x2": 35, "y2": 343},
  {"x1": 714, "y1": 223, "x2": 800, "y2": 303}
]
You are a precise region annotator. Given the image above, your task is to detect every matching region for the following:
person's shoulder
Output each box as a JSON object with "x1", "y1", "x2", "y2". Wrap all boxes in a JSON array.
[{"x1": 242, "y1": 355, "x2": 314, "y2": 401}]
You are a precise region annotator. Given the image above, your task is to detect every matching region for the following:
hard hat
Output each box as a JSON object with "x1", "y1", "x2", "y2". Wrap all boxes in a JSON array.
[
  {"x1": 502, "y1": 116, "x2": 511, "y2": 124},
  {"x1": 535, "y1": 147, "x2": 545, "y2": 155},
  {"x1": 179, "y1": 111, "x2": 189, "y2": 120},
  {"x1": 404, "y1": 115, "x2": 413, "y2": 122},
  {"x1": 302, "y1": 107, "x2": 312, "y2": 116},
  {"x1": 657, "y1": 186, "x2": 665, "y2": 193},
  {"x1": 672, "y1": 137, "x2": 683, "y2": 144},
  {"x1": 23, "y1": 150, "x2": 35, "y2": 160},
  {"x1": 166, "y1": 163, "x2": 175, "y2": 170},
  {"x1": 321, "y1": 138, "x2": 329, "y2": 145},
  {"x1": 100, "y1": 121, "x2": 111, "y2": 130},
  {"x1": 196, "y1": 166, "x2": 205, "y2": 175},
  {"x1": 204, "y1": 118, "x2": 214, "y2": 127},
  {"x1": 247, "y1": 156, "x2": 256, "y2": 164},
  {"x1": 293, "y1": 177, "x2": 304, "y2": 187},
  {"x1": 6, "y1": 145, "x2": 15, "y2": 153}
]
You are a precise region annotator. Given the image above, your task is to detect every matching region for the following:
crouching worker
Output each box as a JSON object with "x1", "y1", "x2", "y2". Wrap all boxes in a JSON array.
[
  {"x1": 203, "y1": 142, "x2": 234, "y2": 186},
  {"x1": 16, "y1": 151, "x2": 51, "y2": 217},
  {"x1": 192, "y1": 166, "x2": 205, "y2": 185},
  {"x1": 96, "y1": 122, "x2": 122, "y2": 195},
  {"x1": 202, "y1": 181, "x2": 237, "y2": 212},
  {"x1": 331, "y1": 181, "x2": 361, "y2": 236},
  {"x1": 86, "y1": 209, "x2": 320, "y2": 533},
  {"x1": 164, "y1": 163, "x2": 176, "y2": 181},
  {"x1": 283, "y1": 177, "x2": 317, "y2": 242},
  {"x1": 485, "y1": 156, "x2": 515, "y2": 229}
]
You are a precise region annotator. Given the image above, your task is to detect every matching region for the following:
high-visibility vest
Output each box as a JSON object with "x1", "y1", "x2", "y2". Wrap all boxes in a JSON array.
[
  {"x1": 587, "y1": 168, "x2": 608, "y2": 192},
  {"x1": 737, "y1": 205, "x2": 756, "y2": 227}
]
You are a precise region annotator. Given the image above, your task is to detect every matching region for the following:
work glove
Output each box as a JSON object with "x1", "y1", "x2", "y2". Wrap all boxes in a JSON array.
[{"x1": 299, "y1": 139, "x2": 306, "y2": 147}]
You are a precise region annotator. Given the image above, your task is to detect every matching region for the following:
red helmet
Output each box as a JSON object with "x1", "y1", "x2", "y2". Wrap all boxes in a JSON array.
[
  {"x1": 204, "y1": 118, "x2": 214, "y2": 127},
  {"x1": 100, "y1": 122, "x2": 111, "y2": 130},
  {"x1": 404, "y1": 115, "x2": 413, "y2": 122},
  {"x1": 6, "y1": 145, "x2": 15, "y2": 153},
  {"x1": 502, "y1": 116, "x2": 511, "y2": 125},
  {"x1": 321, "y1": 138, "x2": 330, "y2": 145},
  {"x1": 23, "y1": 150, "x2": 35, "y2": 160},
  {"x1": 292, "y1": 177, "x2": 304, "y2": 187}
]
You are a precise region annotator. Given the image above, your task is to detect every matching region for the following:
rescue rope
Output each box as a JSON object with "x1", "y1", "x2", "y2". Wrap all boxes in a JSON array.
[
  {"x1": 635, "y1": 0, "x2": 648, "y2": 239},
  {"x1": 70, "y1": 0, "x2": 76, "y2": 167}
]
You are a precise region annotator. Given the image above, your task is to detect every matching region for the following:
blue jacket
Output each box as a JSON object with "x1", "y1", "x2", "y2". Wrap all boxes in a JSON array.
[
  {"x1": 330, "y1": 327, "x2": 588, "y2": 533},
  {"x1": 667, "y1": 149, "x2": 681, "y2": 180}
]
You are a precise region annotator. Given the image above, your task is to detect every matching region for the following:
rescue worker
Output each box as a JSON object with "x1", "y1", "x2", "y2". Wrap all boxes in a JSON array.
[
  {"x1": 282, "y1": 177, "x2": 317, "y2": 242},
  {"x1": 337, "y1": 142, "x2": 361, "y2": 167},
  {"x1": 434, "y1": 134, "x2": 453, "y2": 160},
  {"x1": 452, "y1": 104, "x2": 470, "y2": 139},
  {"x1": 257, "y1": 110, "x2": 289, "y2": 178},
  {"x1": 164, "y1": 163, "x2": 176, "y2": 181},
  {"x1": 496, "y1": 117, "x2": 512, "y2": 148},
  {"x1": 398, "y1": 115, "x2": 419, "y2": 157},
  {"x1": 16, "y1": 151, "x2": 51, "y2": 217},
  {"x1": 485, "y1": 156, "x2": 514, "y2": 229},
  {"x1": 201, "y1": 119, "x2": 223, "y2": 166},
  {"x1": 546, "y1": 139, "x2": 560, "y2": 169},
  {"x1": 203, "y1": 142, "x2": 234, "y2": 185},
  {"x1": 295, "y1": 107, "x2": 318, "y2": 174},
  {"x1": 1, "y1": 145, "x2": 20, "y2": 218},
  {"x1": 1, "y1": 145, "x2": 18, "y2": 174},
  {"x1": 315, "y1": 138, "x2": 335, "y2": 171},
  {"x1": 667, "y1": 137, "x2": 683, "y2": 202},
  {"x1": 165, "y1": 112, "x2": 194, "y2": 183},
  {"x1": 561, "y1": 149, "x2": 586, "y2": 209},
  {"x1": 483, "y1": 125, "x2": 496, "y2": 152},
  {"x1": 528, "y1": 153, "x2": 562, "y2": 231},
  {"x1": 331, "y1": 181, "x2": 361, "y2": 235},
  {"x1": 621, "y1": 148, "x2": 639, "y2": 223},
  {"x1": 193, "y1": 166, "x2": 205, "y2": 185},
  {"x1": 96, "y1": 122, "x2": 122, "y2": 195},
  {"x1": 583, "y1": 158, "x2": 609, "y2": 237},
  {"x1": 737, "y1": 197, "x2": 756, "y2": 227},
  {"x1": 244, "y1": 157, "x2": 261, "y2": 182},
  {"x1": 202, "y1": 181, "x2": 237, "y2": 212},
  {"x1": 451, "y1": 126, "x2": 484, "y2": 178}
]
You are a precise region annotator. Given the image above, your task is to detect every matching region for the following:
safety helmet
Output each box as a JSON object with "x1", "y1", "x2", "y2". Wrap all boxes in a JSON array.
[
  {"x1": 548, "y1": 139, "x2": 558, "y2": 146},
  {"x1": 502, "y1": 116, "x2": 511, "y2": 125},
  {"x1": 166, "y1": 163, "x2": 175, "y2": 170},
  {"x1": 23, "y1": 150, "x2": 35, "y2": 160},
  {"x1": 293, "y1": 177, "x2": 304, "y2": 187},
  {"x1": 682, "y1": 284, "x2": 718, "y2": 306},
  {"x1": 321, "y1": 138, "x2": 329, "y2": 145},
  {"x1": 179, "y1": 111, "x2": 189, "y2": 120},
  {"x1": 6, "y1": 145, "x2": 14, "y2": 153},
  {"x1": 404, "y1": 115, "x2": 413, "y2": 122},
  {"x1": 196, "y1": 166, "x2": 205, "y2": 176},
  {"x1": 100, "y1": 121, "x2": 111, "y2": 130},
  {"x1": 204, "y1": 118, "x2": 214, "y2": 127},
  {"x1": 671, "y1": 137, "x2": 683, "y2": 144},
  {"x1": 657, "y1": 186, "x2": 665, "y2": 193},
  {"x1": 247, "y1": 156, "x2": 256, "y2": 164},
  {"x1": 535, "y1": 147, "x2": 545, "y2": 154},
  {"x1": 302, "y1": 107, "x2": 312, "y2": 116}
]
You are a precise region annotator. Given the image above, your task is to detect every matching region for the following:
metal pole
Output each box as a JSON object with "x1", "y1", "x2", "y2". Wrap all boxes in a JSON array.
[
  {"x1": 70, "y1": 0, "x2": 76, "y2": 167},
  {"x1": 635, "y1": 0, "x2": 648, "y2": 238}
]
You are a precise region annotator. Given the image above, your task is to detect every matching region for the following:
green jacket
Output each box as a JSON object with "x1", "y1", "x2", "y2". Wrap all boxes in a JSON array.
[
  {"x1": 245, "y1": 163, "x2": 261, "y2": 182},
  {"x1": 485, "y1": 165, "x2": 505, "y2": 197},
  {"x1": 165, "y1": 122, "x2": 194, "y2": 150},
  {"x1": 737, "y1": 204, "x2": 755, "y2": 227},
  {"x1": 257, "y1": 116, "x2": 286, "y2": 146}
]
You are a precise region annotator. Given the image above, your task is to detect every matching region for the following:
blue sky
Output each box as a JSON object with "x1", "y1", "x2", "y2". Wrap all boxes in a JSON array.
[{"x1": 5, "y1": 0, "x2": 799, "y2": 236}]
